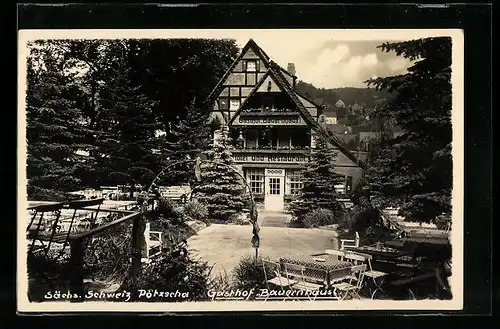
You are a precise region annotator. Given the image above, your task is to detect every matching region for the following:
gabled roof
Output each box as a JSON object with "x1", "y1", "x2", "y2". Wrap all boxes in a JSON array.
[{"x1": 207, "y1": 39, "x2": 270, "y2": 106}]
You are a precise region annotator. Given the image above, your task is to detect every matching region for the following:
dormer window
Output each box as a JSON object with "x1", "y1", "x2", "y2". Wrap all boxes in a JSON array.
[{"x1": 246, "y1": 60, "x2": 257, "y2": 72}]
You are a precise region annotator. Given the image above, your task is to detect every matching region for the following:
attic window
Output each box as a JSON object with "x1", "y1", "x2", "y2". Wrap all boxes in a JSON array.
[{"x1": 246, "y1": 60, "x2": 257, "y2": 72}]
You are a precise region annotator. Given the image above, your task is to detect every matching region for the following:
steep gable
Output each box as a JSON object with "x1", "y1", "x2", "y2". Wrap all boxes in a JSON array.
[
  {"x1": 208, "y1": 39, "x2": 271, "y2": 124},
  {"x1": 207, "y1": 39, "x2": 363, "y2": 168}
]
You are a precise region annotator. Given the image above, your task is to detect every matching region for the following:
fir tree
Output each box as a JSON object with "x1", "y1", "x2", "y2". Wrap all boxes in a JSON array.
[
  {"x1": 161, "y1": 99, "x2": 211, "y2": 185},
  {"x1": 96, "y1": 47, "x2": 160, "y2": 196},
  {"x1": 26, "y1": 41, "x2": 97, "y2": 200},
  {"x1": 366, "y1": 37, "x2": 452, "y2": 222},
  {"x1": 289, "y1": 130, "x2": 344, "y2": 221},
  {"x1": 193, "y1": 128, "x2": 248, "y2": 222}
]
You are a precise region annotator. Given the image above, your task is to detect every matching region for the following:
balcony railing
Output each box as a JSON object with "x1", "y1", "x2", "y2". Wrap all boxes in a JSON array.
[
  {"x1": 232, "y1": 146, "x2": 311, "y2": 153},
  {"x1": 240, "y1": 108, "x2": 300, "y2": 117}
]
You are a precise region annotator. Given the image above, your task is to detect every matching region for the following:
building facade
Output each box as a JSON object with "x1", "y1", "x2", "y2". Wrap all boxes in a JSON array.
[{"x1": 208, "y1": 39, "x2": 363, "y2": 211}]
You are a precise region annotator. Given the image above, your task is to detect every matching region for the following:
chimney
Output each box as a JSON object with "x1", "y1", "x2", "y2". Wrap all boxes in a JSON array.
[{"x1": 287, "y1": 63, "x2": 296, "y2": 88}]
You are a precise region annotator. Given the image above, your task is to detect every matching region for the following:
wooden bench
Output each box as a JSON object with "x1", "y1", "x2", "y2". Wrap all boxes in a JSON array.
[
  {"x1": 340, "y1": 232, "x2": 360, "y2": 250},
  {"x1": 159, "y1": 186, "x2": 191, "y2": 203},
  {"x1": 142, "y1": 222, "x2": 163, "y2": 263}
]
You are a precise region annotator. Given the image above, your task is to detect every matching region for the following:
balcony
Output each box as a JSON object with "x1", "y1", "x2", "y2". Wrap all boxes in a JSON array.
[
  {"x1": 232, "y1": 146, "x2": 310, "y2": 154},
  {"x1": 239, "y1": 107, "x2": 300, "y2": 117}
]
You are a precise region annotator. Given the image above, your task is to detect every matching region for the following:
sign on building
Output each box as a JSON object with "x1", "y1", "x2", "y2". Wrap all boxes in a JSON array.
[{"x1": 233, "y1": 154, "x2": 309, "y2": 164}]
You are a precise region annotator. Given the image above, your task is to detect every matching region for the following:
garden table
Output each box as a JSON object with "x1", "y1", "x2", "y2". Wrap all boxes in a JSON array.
[{"x1": 280, "y1": 253, "x2": 353, "y2": 286}]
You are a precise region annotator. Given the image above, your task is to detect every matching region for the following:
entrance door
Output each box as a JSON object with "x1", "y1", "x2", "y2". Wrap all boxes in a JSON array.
[{"x1": 264, "y1": 169, "x2": 285, "y2": 211}]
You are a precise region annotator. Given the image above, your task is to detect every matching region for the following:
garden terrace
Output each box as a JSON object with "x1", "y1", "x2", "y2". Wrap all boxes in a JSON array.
[{"x1": 26, "y1": 199, "x2": 145, "y2": 302}]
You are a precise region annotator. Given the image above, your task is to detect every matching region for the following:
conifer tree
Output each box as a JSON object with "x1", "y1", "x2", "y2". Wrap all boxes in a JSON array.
[
  {"x1": 192, "y1": 128, "x2": 247, "y2": 222},
  {"x1": 161, "y1": 99, "x2": 211, "y2": 185},
  {"x1": 366, "y1": 37, "x2": 452, "y2": 221},
  {"x1": 289, "y1": 130, "x2": 344, "y2": 221},
  {"x1": 96, "y1": 45, "x2": 160, "y2": 196},
  {"x1": 26, "y1": 41, "x2": 97, "y2": 200}
]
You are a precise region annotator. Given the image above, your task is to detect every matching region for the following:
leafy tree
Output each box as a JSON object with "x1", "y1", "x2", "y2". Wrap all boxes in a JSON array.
[
  {"x1": 161, "y1": 99, "x2": 211, "y2": 184},
  {"x1": 192, "y1": 128, "x2": 247, "y2": 222},
  {"x1": 26, "y1": 41, "x2": 97, "y2": 199},
  {"x1": 289, "y1": 130, "x2": 344, "y2": 222},
  {"x1": 127, "y1": 39, "x2": 239, "y2": 126},
  {"x1": 366, "y1": 37, "x2": 452, "y2": 221}
]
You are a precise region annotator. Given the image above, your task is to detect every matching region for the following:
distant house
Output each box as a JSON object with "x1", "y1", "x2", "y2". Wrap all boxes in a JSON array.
[
  {"x1": 325, "y1": 124, "x2": 350, "y2": 135},
  {"x1": 335, "y1": 99, "x2": 346, "y2": 108},
  {"x1": 319, "y1": 108, "x2": 337, "y2": 125}
]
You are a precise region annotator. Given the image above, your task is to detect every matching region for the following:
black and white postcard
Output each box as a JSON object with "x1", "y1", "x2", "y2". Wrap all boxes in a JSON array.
[{"x1": 17, "y1": 29, "x2": 464, "y2": 312}]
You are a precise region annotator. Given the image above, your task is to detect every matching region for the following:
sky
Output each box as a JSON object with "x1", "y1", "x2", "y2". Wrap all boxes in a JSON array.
[
  {"x1": 230, "y1": 32, "x2": 413, "y2": 89},
  {"x1": 173, "y1": 30, "x2": 416, "y2": 89}
]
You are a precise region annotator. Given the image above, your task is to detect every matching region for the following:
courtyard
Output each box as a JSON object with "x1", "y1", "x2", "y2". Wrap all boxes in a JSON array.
[{"x1": 188, "y1": 211, "x2": 339, "y2": 278}]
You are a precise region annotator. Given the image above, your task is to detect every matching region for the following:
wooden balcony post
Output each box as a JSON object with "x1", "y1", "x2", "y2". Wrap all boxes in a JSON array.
[{"x1": 69, "y1": 237, "x2": 85, "y2": 302}]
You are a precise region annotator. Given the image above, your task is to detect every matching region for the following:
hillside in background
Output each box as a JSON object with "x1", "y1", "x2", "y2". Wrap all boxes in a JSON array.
[
  {"x1": 295, "y1": 80, "x2": 398, "y2": 151},
  {"x1": 296, "y1": 80, "x2": 394, "y2": 113}
]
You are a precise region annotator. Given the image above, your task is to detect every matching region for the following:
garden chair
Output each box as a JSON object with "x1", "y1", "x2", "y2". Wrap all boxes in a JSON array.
[
  {"x1": 361, "y1": 254, "x2": 388, "y2": 299},
  {"x1": 331, "y1": 264, "x2": 367, "y2": 300},
  {"x1": 283, "y1": 263, "x2": 323, "y2": 301},
  {"x1": 325, "y1": 249, "x2": 346, "y2": 261},
  {"x1": 261, "y1": 260, "x2": 297, "y2": 300},
  {"x1": 143, "y1": 222, "x2": 163, "y2": 261},
  {"x1": 340, "y1": 231, "x2": 360, "y2": 250},
  {"x1": 344, "y1": 252, "x2": 367, "y2": 266}
]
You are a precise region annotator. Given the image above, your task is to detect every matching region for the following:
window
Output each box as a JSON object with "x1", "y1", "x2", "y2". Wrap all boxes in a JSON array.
[
  {"x1": 245, "y1": 129, "x2": 258, "y2": 148},
  {"x1": 287, "y1": 170, "x2": 303, "y2": 196},
  {"x1": 246, "y1": 60, "x2": 257, "y2": 72},
  {"x1": 269, "y1": 178, "x2": 281, "y2": 195},
  {"x1": 219, "y1": 98, "x2": 229, "y2": 110},
  {"x1": 247, "y1": 168, "x2": 264, "y2": 194},
  {"x1": 230, "y1": 99, "x2": 240, "y2": 112}
]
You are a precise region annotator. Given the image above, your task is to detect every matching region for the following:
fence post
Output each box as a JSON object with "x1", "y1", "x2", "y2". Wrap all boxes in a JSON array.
[
  {"x1": 69, "y1": 237, "x2": 85, "y2": 302},
  {"x1": 130, "y1": 212, "x2": 145, "y2": 281}
]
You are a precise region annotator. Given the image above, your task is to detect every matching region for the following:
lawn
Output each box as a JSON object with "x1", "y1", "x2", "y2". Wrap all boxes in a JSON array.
[{"x1": 187, "y1": 224, "x2": 339, "y2": 279}]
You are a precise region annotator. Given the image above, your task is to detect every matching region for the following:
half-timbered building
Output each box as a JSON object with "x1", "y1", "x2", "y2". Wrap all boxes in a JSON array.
[{"x1": 208, "y1": 39, "x2": 364, "y2": 211}]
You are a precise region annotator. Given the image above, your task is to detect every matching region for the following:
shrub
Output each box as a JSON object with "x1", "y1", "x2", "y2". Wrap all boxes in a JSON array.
[
  {"x1": 125, "y1": 251, "x2": 212, "y2": 302},
  {"x1": 27, "y1": 185, "x2": 70, "y2": 202},
  {"x1": 230, "y1": 212, "x2": 251, "y2": 225},
  {"x1": 232, "y1": 254, "x2": 267, "y2": 291},
  {"x1": 435, "y1": 215, "x2": 451, "y2": 230},
  {"x1": 154, "y1": 197, "x2": 185, "y2": 225},
  {"x1": 83, "y1": 224, "x2": 133, "y2": 281},
  {"x1": 302, "y1": 208, "x2": 337, "y2": 228},
  {"x1": 208, "y1": 269, "x2": 232, "y2": 291},
  {"x1": 183, "y1": 200, "x2": 208, "y2": 223}
]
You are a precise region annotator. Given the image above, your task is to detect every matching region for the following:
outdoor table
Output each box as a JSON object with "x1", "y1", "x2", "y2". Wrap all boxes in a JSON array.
[
  {"x1": 345, "y1": 244, "x2": 416, "y2": 299},
  {"x1": 346, "y1": 244, "x2": 411, "y2": 260},
  {"x1": 280, "y1": 253, "x2": 352, "y2": 286}
]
